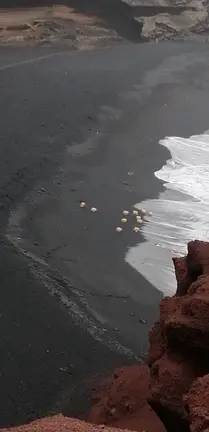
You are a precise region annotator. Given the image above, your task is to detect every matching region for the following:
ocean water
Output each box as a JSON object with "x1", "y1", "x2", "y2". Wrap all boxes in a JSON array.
[{"x1": 126, "y1": 132, "x2": 209, "y2": 296}]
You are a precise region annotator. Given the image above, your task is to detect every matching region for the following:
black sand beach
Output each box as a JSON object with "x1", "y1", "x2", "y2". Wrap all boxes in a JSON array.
[{"x1": 1, "y1": 42, "x2": 209, "y2": 427}]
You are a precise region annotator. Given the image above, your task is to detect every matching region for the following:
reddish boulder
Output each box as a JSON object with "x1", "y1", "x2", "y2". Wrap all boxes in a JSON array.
[
  {"x1": 173, "y1": 256, "x2": 190, "y2": 296},
  {"x1": 148, "y1": 353, "x2": 198, "y2": 431},
  {"x1": 186, "y1": 374, "x2": 209, "y2": 432},
  {"x1": 88, "y1": 364, "x2": 166, "y2": 432},
  {"x1": 148, "y1": 321, "x2": 165, "y2": 366}
]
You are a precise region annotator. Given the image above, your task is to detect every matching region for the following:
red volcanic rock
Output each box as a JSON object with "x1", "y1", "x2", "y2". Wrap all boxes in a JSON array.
[
  {"x1": 185, "y1": 374, "x2": 209, "y2": 432},
  {"x1": 0, "y1": 415, "x2": 131, "y2": 432},
  {"x1": 164, "y1": 275, "x2": 209, "y2": 351},
  {"x1": 148, "y1": 353, "x2": 196, "y2": 431},
  {"x1": 173, "y1": 256, "x2": 190, "y2": 296},
  {"x1": 147, "y1": 321, "x2": 165, "y2": 366},
  {"x1": 187, "y1": 241, "x2": 209, "y2": 276},
  {"x1": 148, "y1": 241, "x2": 209, "y2": 432},
  {"x1": 173, "y1": 241, "x2": 209, "y2": 297},
  {"x1": 88, "y1": 364, "x2": 166, "y2": 432}
]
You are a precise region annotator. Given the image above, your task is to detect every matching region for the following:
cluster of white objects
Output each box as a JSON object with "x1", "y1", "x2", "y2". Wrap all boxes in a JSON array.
[
  {"x1": 79, "y1": 202, "x2": 152, "y2": 232},
  {"x1": 80, "y1": 202, "x2": 98, "y2": 212},
  {"x1": 116, "y1": 208, "x2": 152, "y2": 233}
]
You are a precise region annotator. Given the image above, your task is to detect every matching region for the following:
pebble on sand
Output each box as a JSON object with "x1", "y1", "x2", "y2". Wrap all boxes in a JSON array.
[
  {"x1": 140, "y1": 209, "x2": 147, "y2": 215},
  {"x1": 136, "y1": 216, "x2": 142, "y2": 223},
  {"x1": 116, "y1": 227, "x2": 122, "y2": 232},
  {"x1": 122, "y1": 210, "x2": 129, "y2": 216},
  {"x1": 91, "y1": 207, "x2": 98, "y2": 213},
  {"x1": 133, "y1": 210, "x2": 138, "y2": 216},
  {"x1": 121, "y1": 218, "x2": 127, "y2": 223},
  {"x1": 133, "y1": 226, "x2": 140, "y2": 232},
  {"x1": 80, "y1": 201, "x2": 86, "y2": 208}
]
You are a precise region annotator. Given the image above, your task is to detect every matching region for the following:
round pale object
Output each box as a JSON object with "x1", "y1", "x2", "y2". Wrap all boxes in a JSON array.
[
  {"x1": 91, "y1": 207, "x2": 97, "y2": 213},
  {"x1": 140, "y1": 209, "x2": 146, "y2": 215},
  {"x1": 122, "y1": 210, "x2": 129, "y2": 216},
  {"x1": 148, "y1": 211, "x2": 153, "y2": 216},
  {"x1": 133, "y1": 210, "x2": 138, "y2": 216},
  {"x1": 133, "y1": 226, "x2": 140, "y2": 232},
  {"x1": 121, "y1": 218, "x2": 127, "y2": 223},
  {"x1": 116, "y1": 227, "x2": 122, "y2": 232},
  {"x1": 136, "y1": 216, "x2": 142, "y2": 223},
  {"x1": 80, "y1": 201, "x2": 86, "y2": 208}
]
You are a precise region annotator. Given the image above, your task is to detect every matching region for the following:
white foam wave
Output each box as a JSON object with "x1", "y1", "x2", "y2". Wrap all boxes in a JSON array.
[{"x1": 126, "y1": 132, "x2": 209, "y2": 295}]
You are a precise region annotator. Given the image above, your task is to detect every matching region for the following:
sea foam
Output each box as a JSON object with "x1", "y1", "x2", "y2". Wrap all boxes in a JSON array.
[{"x1": 126, "y1": 132, "x2": 209, "y2": 295}]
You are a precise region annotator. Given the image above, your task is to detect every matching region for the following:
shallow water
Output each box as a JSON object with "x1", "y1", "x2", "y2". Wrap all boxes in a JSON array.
[{"x1": 126, "y1": 132, "x2": 209, "y2": 296}]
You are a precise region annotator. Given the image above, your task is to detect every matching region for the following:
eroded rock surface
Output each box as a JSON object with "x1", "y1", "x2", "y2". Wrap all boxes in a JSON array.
[
  {"x1": 131, "y1": 0, "x2": 209, "y2": 40},
  {"x1": 141, "y1": 8, "x2": 208, "y2": 40},
  {"x1": 148, "y1": 240, "x2": 209, "y2": 432},
  {"x1": 88, "y1": 364, "x2": 166, "y2": 432},
  {"x1": 0, "y1": 415, "x2": 132, "y2": 432}
]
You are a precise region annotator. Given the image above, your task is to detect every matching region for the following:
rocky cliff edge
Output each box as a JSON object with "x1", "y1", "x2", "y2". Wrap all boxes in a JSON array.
[{"x1": 148, "y1": 240, "x2": 209, "y2": 432}]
